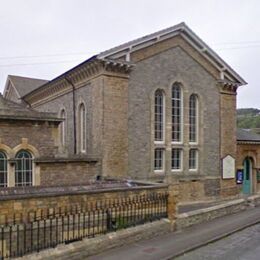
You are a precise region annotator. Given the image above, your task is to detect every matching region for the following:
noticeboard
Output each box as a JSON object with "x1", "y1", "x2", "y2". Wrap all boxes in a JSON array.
[{"x1": 236, "y1": 170, "x2": 243, "y2": 184}]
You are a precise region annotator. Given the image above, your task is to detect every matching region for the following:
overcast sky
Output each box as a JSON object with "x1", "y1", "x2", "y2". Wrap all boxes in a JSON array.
[{"x1": 0, "y1": 0, "x2": 259, "y2": 108}]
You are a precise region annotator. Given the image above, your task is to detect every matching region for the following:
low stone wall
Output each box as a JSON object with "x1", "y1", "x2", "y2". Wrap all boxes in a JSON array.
[
  {"x1": 20, "y1": 219, "x2": 171, "y2": 260},
  {"x1": 0, "y1": 182, "x2": 169, "y2": 224},
  {"x1": 175, "y1": 198, "x2": 246, "y2": 230},
  {"x1": 178, "y1": 178, "x2": 240, "y2": 203}
]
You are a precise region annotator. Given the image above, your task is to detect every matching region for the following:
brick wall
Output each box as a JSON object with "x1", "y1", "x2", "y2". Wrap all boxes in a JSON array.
[{"x1": 39, "y1": 160, "x2": 100, "y2": 186}]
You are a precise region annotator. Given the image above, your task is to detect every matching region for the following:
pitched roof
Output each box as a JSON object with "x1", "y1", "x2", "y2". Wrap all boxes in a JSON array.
[
  {"x1": 21, "y1": 23, "x2": 247, "y2": 101},
  {"x1": 237, "y1": 129, "x2": 260, "y2": 143},
  {"x1": 7, "y1": 75, "x2": 49, "y2": 97},
  {"x1": 0, "y1": 94, "x2": 61, "y2": 122},
  {"x1": 98, "y1": 22, "x2": 247, "y2": 86}
]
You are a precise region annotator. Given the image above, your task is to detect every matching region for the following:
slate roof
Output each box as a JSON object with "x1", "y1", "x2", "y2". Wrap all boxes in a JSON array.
[
  {"x1": 237, "y1": 128, "x2": 260, "y2": 143},
  {"x1": 0, "y1": 94, "x2": 61, "y2": 122},
  {"x1": 8, "y1": 75, "x2": 49, "y2": 97}
]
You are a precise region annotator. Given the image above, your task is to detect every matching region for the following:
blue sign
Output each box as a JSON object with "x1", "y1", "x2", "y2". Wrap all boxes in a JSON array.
[{"x1": 236, "y1": 170, "x2": 243, "y2": 184}]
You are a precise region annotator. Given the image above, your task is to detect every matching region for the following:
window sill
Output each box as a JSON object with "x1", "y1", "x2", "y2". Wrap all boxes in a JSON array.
[
  {"x1": 171, "y1": 169, "x2": 183, "y2": 173},
  {"x1": 154, "y1": 170, "x2": 165, "y2": 174}
]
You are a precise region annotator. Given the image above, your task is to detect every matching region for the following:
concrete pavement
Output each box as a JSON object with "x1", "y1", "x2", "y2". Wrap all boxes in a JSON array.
[{"x1": 88, "y1": 206, "x2": 260, "y2": 260}]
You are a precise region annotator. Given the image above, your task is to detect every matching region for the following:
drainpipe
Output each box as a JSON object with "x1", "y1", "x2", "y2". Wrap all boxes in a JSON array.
[{"x1": 64, "y1": 76, "x2": 77, "y2": 154}]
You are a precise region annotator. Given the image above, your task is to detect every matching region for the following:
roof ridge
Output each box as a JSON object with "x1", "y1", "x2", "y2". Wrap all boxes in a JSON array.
[{"x1": 8, "y1": 74, "x2": 49, "y2": 81}]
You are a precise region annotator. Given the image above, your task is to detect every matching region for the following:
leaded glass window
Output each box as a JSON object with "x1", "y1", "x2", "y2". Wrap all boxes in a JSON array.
[
  {"x1": 0, "y1": 152, "x2": 7, "y2": 187},
  {"x1": 171, "y1": 148, "x2": 182, "y2": 170},
  {"x1": 172, "y1": 83, "x2": 182, "y2": 142},
  {"x1": 78, "y1": 103, "x2": 86, "y2": 153},
  {"x1": 154, "y1": 90, "x2": 164, "y2": 141},
  {"x1": 189, "y1": 94, "x2": 198, "y2": 143},
  {"x1": 154, "y1": 148, "x2": 164, "y2": 171},
  {"x1": 189, "y1": 149, "x2": 198, "y2": 170},
  {"x1": 15, "y1": 150, "x2": 33, "y2": 186},
  {"x1": 60, "y1": 109, "x2": 66, "y2": 146}
]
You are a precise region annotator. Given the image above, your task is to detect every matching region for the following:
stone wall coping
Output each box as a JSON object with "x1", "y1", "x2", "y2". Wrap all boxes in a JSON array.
[
  {"x1": 34, "y1": 157, "x2": 99, "y2": 164},
  {"x1": 0, "y1": 182, "x2": 168, "y2": 201},
  {"x1": 177, "y1": 198, "x2": 245, "y2": 218}
]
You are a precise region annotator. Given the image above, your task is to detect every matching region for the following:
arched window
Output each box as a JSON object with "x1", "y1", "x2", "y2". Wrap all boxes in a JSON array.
[
  {"x1": 0, "y1": 152, "x2": 7, "y2": 187},
  {"x1": 172, "y1": 83, "x2": 182, "y2": 142},
  {"x1": 154, "y1": 89, "x2": 164, "y2": 142},
  {"x1": 60, "y1": 109, "x2": 66, "y2": 146},
  {"x1": 189, "y1": 94, "x2": 198, "y2": 143},
  {"x1": 78, "y1": 103, "x2": 86, "y2": 153},
  {"x1": 15, "y1": 150, "x2": 33, "y2": 186}
]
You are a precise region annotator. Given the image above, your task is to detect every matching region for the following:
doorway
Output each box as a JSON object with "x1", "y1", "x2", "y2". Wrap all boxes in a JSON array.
[{"x1": 242, "y1": 157, "x2": 252, "y2": 194}]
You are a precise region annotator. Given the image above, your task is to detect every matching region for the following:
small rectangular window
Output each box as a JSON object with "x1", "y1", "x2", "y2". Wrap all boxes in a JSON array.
[
  {"x1": 171, "y1": 148, "x2": 182, "y2": 170},
  {"x1": 154, "y1": 148, "x2": 164, "y2": 171},
  {"x1": 189, "y1": 149, "x2": 198, "y2": 170}
]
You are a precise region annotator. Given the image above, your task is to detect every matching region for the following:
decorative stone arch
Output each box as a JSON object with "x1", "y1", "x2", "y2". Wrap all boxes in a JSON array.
[
  {"x1": 0, "y1": 143, "x2": 14, "y2": 158},
  {"x1": 13, "y1": 141, "x2": 40, "y2": 159},
  {"x1": 12, "y1": 139, "x2": 40, "y2": 186}
]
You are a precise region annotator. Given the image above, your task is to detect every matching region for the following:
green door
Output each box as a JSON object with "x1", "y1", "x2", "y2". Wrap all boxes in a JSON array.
[{"x1": 243, "y1": 158, "x2": 251, "y2": 194}]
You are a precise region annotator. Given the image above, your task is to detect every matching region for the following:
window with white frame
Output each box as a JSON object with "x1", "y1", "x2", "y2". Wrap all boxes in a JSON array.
[
  {"x1": 189, "y1": 149, "x2": 198, "y2": 170},
  {"x1": 154, "y1": 148, "x2": 164, "y2": 171},
  {"x1": 171, "y1": 148, "x2": 182, "y2": 170},
  {"x1": 189, "y1": 94, "x2": 198, "y2": 143},
  {"x1": 172, "y1": 83, "x2": 182, "y2": 142},
  {"x1": 0, "y1": 151, "x2": 7, "y2": 187},
  {"x1": 60, "y1": 109, "x2": 66, "y2": 146},
  {"x1": 154, "y1": 89, "x2": 164, "y2": 142},
  {"x1": 15, "y1": 150, "x2": 33, "y2": 186},
  {"x1": 78, "y1": 103, "x2": 86, "y2": 153}
]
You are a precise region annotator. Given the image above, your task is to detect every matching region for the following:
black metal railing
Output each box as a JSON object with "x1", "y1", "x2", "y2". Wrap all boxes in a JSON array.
[{"x1": 0, "y1": 192, "x2": 168, "y2": 259}]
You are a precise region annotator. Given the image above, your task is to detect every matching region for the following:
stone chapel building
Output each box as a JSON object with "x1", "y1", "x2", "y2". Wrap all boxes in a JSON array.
[{"x1": 1, "y1": 23, "x2": 249, "y2": 200}]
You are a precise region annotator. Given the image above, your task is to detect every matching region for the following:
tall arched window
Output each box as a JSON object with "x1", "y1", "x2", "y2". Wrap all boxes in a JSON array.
[
  {"x1": 172, "y1": 83, "x2": 182, "y2": 142},
  {"x1": 60, "y1": 109, "x2": 66, "y2": 146},
  {"x1": 15, "y1": 150, "x2": 33, "y2": 186},
  {"x1": 154, "y1": 89, "x2": 164, "y2": 142},
  {"x1": 0, "y1": 152, "x2": 7, "y2": 187},
  {"x1": 189, "y1": 94, "x2": 198, "y2": 143},
  {"x1": 78, "y1": 103, "x2": 86, "y2": 153}
]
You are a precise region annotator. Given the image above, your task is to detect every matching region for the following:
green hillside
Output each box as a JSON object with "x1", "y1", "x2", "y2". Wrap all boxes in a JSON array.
[{"x1": 237, "y1": 108, "x2": 260, "y2": 129}]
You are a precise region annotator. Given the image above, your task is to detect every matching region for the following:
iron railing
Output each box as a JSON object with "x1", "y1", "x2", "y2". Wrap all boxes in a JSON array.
[{"x1": 0, "y1": 192, "x2": 168, "y2": 259}]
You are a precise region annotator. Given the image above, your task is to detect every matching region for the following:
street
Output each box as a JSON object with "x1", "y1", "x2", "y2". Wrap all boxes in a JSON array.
[{"x1": 176, "y1": 223, "x2": 260, "y2": 260}]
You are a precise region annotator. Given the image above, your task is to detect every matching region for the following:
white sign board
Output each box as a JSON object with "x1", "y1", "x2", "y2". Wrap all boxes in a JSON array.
[{"x1": 222, "y1": 155, "x2": 235, "y2": 179}]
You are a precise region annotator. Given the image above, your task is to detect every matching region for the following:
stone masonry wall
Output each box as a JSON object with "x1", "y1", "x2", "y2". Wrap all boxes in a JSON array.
[
  {"x1": 102, "y1": 75, "x2": 129, "y2": 177},
  {"x1": 219, "y1": 90, "x2": 238, "y2": 197},
  {"x1": 128, "y1": 45, "x2": 220, "y2": 181},
  {"x1": 0, "y1": 185, "x2": 168, "y2": 224},
  {"x1": 39, "y1": 161, "x2": 100, "y2": 186},
  {"x1": 0, "y1": 120, "x2": 59, "y2": 158}
]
